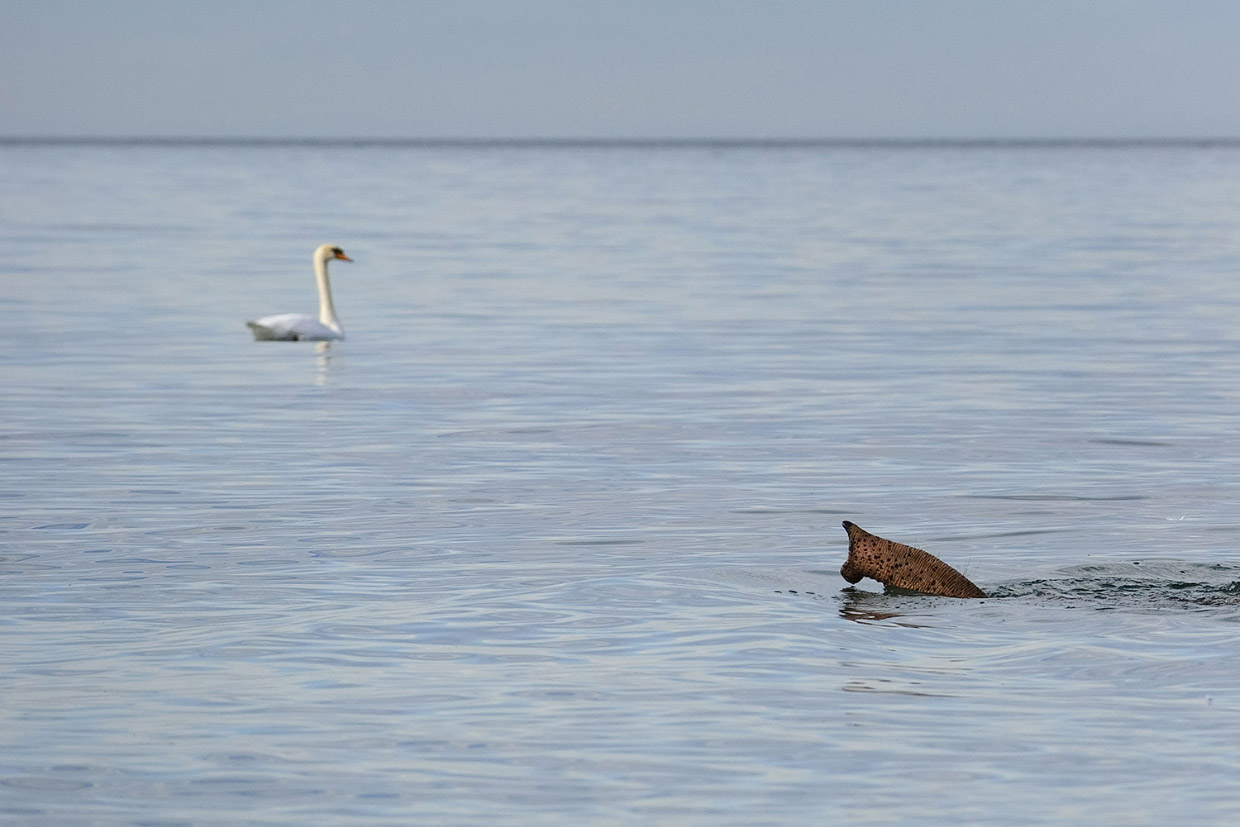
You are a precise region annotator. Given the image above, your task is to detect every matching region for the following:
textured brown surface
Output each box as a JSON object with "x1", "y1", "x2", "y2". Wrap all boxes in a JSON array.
[{"x1": 840, "y1": 521, "x2": 986, "y2": 598}]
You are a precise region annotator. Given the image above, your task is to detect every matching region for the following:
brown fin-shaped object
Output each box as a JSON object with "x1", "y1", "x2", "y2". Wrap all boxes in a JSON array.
[{"x1": 840, "y1": 521, "x2": 986, "y2": 598}]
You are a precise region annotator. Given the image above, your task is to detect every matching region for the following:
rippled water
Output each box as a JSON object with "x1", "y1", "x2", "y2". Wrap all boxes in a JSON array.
[{"x1": 3, "y1": 140, "x2": 1240, "y2": 823}]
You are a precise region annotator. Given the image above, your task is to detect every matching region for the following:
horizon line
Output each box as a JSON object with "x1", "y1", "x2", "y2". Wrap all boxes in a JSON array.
[{"x1": 5, "y1": 135, "x2": 1240, "y2": 149}]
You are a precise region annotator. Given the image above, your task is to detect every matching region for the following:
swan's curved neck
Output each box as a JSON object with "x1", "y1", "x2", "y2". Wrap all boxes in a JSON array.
[{"x1": 314, "y1": 254, "x2": 342, "y2": 334}]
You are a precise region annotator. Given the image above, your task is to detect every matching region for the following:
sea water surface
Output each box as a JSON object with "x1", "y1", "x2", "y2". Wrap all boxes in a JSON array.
[{"x1": 3, "y1": 139, "x2": 1240, "y2": 823}]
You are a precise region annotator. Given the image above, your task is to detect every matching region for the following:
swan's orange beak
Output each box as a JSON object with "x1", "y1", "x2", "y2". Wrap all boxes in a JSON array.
[{"x1": 335, "y1": 251, "x2": 353, "y2": 262}]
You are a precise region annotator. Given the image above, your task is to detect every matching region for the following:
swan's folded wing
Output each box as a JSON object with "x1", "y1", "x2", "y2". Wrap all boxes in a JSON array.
[{"x1": 247, "y1": 313, "x2": 340, "y2": 341}]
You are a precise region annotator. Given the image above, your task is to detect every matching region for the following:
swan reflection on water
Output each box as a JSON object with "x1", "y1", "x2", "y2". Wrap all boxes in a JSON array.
[{"x1": 315, "y1": 341, "x2": 332, "y2": 386}]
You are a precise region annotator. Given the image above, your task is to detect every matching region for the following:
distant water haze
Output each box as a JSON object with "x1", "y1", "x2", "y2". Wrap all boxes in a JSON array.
[{"x1": 5, "y1": 2, "x2": 1240, "y2": 140}]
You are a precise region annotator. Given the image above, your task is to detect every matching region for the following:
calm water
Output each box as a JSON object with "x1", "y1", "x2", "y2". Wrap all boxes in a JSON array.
[{"x1": 3, "y1": 140, "x2": 1240, "y2": 824}]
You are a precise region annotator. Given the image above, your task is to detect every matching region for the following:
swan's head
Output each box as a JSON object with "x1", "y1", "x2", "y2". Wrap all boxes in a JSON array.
[{"x1": 315, "y1": 243, "x2": 353, "y2": 263}]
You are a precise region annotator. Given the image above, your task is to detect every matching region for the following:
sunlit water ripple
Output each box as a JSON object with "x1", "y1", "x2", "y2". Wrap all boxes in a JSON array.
[{"x1": 3, "y1": 141, "x2": 1240, "y2": 823}]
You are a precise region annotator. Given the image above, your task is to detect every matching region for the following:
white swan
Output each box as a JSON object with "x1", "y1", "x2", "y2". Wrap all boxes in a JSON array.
[{"x1": 247, "y1": 244, "x2": 353, "y2": 341}]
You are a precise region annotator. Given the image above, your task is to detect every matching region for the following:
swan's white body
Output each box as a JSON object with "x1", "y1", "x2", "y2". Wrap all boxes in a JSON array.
[{"x1": 248, "y1": 244, "x2": 352, "y2": 341}]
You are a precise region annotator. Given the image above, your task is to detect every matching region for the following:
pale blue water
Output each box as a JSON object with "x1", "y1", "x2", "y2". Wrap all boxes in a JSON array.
[{"x1": 3, "y1": 140, "x2": 1240, "y2": 824}]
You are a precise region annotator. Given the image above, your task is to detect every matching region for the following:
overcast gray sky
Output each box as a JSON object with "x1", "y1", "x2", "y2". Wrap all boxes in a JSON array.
[{"x1": 4, "y1": 0, "x2": 1240, "y2": 139}]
